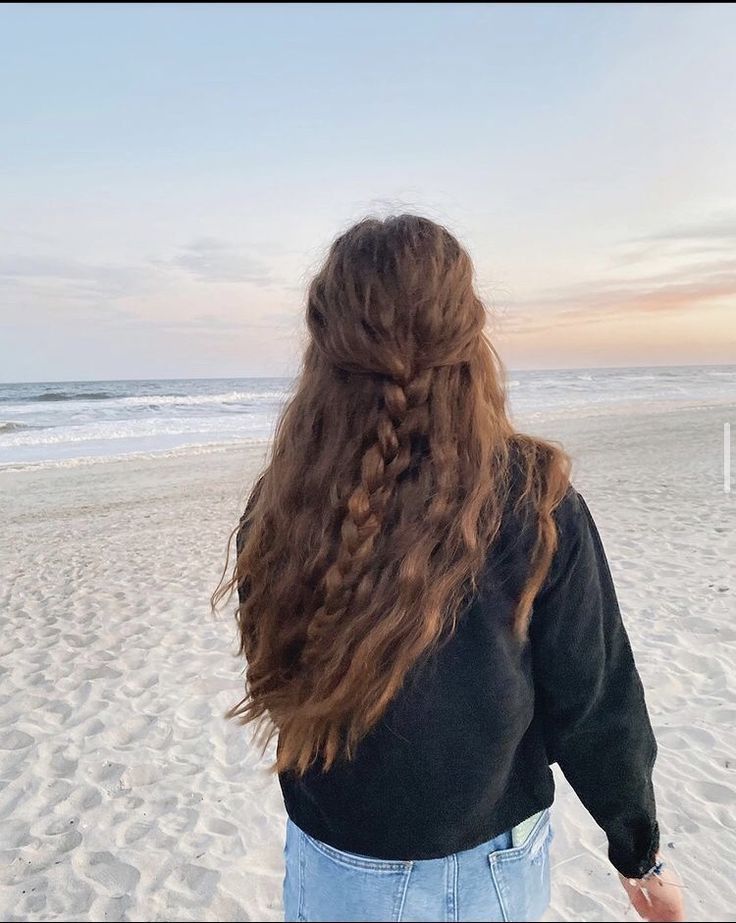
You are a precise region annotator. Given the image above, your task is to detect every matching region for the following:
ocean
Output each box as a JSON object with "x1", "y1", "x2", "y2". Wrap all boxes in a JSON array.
[{"x1": 1, "y1": 366, "x2": 734, "y2": 470}]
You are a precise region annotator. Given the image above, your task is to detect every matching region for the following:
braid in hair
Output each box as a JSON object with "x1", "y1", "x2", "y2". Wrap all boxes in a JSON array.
[
  {"x1": 301, "y1": 370, "x2": 431, "y2": 658},
  {"x1": 285, "y1": 367, "x2": 433, "y2": 770}
]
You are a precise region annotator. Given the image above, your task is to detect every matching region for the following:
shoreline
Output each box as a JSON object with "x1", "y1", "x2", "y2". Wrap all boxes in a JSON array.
[{"x1": 2, "y1": 395, "x2": 734, "y2": 476}]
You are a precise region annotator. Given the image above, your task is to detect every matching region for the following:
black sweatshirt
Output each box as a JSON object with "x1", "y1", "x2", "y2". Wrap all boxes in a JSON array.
[{"x1": 239, "y1": 486, "x2": 660, "y2": 879}]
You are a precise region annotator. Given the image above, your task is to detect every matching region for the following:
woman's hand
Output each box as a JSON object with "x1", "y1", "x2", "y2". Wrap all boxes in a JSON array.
[{"x1": 619, "y1": 860, "x2": 685, "y2": 922}]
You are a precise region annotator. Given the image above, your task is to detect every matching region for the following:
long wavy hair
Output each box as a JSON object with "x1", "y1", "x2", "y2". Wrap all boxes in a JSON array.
[{"x1": 213, "y1": 215, "x2": 569, "y2": 775}]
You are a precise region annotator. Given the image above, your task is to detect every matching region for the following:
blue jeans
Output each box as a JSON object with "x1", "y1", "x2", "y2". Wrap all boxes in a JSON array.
[{"x1": 283, "y1": 810, "x2": 552, "y2": 922}]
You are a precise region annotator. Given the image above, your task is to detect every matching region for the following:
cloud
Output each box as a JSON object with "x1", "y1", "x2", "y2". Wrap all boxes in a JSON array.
[
  {"x1": 610, "y1": 209, "x2": 736, "y2": 269},
  {"x1": 0, "y1": 254, "x2": 159, "y2": 301},
  {"x1": 502, "y1": 257, "x2": 736, "y2": 335},
  {"x1": 166, "y1": 238, "x2": 276, "y2": 285},
  {"x1": 498, "y1": 209, "x2": 736, "y2": 337},
  {"x1": 637, "y1": 213, "x2": 736, "y2": 244},
  {"x1": 0, "y1": 255, "x2": 160, "y2": 295},
  {"x1": 0, "y1": 237, "x2": 284, "y2": 330},
  {"x1": 157, "y1": 309, "x2": 302, "y2": 335}
]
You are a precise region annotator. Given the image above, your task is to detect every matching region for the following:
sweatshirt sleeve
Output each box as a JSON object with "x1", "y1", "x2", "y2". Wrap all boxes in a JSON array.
[{"x1": 530, "y1": 488, "x2": 660, "y2": 878}]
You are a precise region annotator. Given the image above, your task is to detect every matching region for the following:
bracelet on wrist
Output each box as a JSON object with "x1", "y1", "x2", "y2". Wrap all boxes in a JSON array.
[{"x1": 640, "y1": 859, "x2": 664, "y2": 881}]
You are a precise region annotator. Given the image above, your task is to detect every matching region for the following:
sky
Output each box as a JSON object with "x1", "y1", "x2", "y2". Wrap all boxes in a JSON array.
[{"x1": 1, "y1": 3, "x2": 735, "y2": 382}]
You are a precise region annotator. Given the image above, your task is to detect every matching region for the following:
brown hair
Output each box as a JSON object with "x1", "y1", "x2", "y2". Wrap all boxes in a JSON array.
[{"x1": 213, "y1": 215, "x2": 569, "y2": 774}]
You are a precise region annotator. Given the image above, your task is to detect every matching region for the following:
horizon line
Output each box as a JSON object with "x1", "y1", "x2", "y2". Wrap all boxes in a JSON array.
[{"x1": 2, "y1": 359, "x2": 735, "y2": 387}]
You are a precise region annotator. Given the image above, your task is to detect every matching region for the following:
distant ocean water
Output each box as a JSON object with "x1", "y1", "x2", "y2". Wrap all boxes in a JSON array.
[{"x1": 1, "y1": 366, "x2": 734, "y2": 470}]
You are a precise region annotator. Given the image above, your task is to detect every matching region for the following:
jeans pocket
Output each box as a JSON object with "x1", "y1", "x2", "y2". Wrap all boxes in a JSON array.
[
  {"x1": 294, "y1": 826, "x2": 413, "y2": 922},
  {"x1": 488, "y1": 810, "x2": 552, "y2": 923}
]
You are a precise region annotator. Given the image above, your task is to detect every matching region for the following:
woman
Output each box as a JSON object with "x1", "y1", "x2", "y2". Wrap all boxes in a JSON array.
[{"x1": 214, "y1": 215, "x2": 684, "y2": 922}]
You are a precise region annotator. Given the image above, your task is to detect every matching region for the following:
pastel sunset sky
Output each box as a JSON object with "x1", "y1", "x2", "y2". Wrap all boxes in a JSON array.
[{"x1": 1, "y1": 3, "x2": 735, "y2": 381}]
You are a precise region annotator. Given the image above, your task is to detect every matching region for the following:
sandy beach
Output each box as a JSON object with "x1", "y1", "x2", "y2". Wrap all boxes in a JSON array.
[{"x1": 1, "y1": 400, "x2": 734, "y2": 922}]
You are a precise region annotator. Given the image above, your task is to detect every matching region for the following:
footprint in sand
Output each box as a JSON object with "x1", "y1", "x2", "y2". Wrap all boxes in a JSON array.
[
  {"x1": 1, "y1": 819, "x2": 33, "y2": 848},
  {"x1": 120, "y1": 820, "x2": 154, "y2": 846},
  {"x1": 81, "y1": 665, "x2": 121, "y2": 681},
  {"x1": 82, "y1": 851, "x2": 140, "y2": 895},
  {"x1": 43, "y1": 828, "x2": 83, "y2": 854},
  {"x1": 68, "y1": 784, "x2": 102, "y2": 812},
  {"x1": 45, "y1": 702, "x2": 72, "y2": 725},
  {"x1": 91, "y1": 761, "x2": 125, "y2": 789},
  {"x1": 90, "y1": 894, "x2": 133, "y2": 922},
  {"x1": 56, "y1": 876, "x2": 94, "y2": 916},
  {"x1": 205, "y1": 817, "x2": 238, "y2": 837},
  {"x1": 43, "y1": 815, "x2": 80, "y2": 836},
  {"x1": 692, "y1": 780, "x2": 735, "y2": 805},
  {"x1": 166, "y1": 863, "x2": 220, "y2": 902},
  {"x1": 119, "y1": 763, "x2": 166, "y2": 790},
  {"x1": 110, "y1": 716, "x2": 155, "y2": 748},
  {"x1": 41, "y1": 780, "x2": 73, "y2": 810},
  {"x1": 19, "y1": 889, "x2": 48, "y2": 916},
  {"x1": 0, "y1": 729, "x2": 34, "y2": 750},
  {"x1": 158, "y1": 808, "x2": 199, "y2": 837},
  {"x1": 49, "y1": 750, "x2": 79, "y2": 778},
  {"x1": 177, "y1": 700, "x2": 212, "y2": 723}
]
